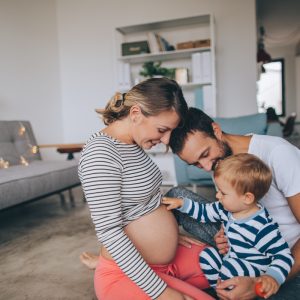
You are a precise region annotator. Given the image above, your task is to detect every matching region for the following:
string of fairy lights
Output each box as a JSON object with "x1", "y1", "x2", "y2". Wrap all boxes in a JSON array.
[{"x1": 0, "y1": 122, "x2": 39, "y2": 169}]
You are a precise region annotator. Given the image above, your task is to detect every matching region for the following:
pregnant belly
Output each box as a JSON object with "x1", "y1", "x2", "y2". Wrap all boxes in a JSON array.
[{"x1": 101, "y1": 205, "x2": 179, "y2": 264}]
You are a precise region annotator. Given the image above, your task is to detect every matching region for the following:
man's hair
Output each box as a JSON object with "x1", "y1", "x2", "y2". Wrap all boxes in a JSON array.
[
  {"x1": 214, "y1": 153, "x2": 272, "y2": 201},
  {"x1": 169, "y1": 107, "x2": 215, "y2": 154}
]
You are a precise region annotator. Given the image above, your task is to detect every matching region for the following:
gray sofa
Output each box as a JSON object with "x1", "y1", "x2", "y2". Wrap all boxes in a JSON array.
[{"x1": 0, "y1": 121, "x2": 81, "y2": 210}]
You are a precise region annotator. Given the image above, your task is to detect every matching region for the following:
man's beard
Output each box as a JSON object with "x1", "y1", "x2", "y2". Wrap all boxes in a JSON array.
[{"x1": 211, "y1": 140, "x2": 233, "y2": 171}]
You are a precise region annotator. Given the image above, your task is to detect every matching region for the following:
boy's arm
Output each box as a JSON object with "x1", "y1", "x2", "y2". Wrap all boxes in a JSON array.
[
  {"x1": 178, "y1": 197, "x2": 223, "y2": 223},
  {"x1": 255, "y1": 222, "x2": 294, "y2": 286}
]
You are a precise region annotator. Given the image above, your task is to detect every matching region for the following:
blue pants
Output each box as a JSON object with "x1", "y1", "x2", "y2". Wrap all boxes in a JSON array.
[{"x1": 200, "y1": 247, "x2": 261, "y2": 288}]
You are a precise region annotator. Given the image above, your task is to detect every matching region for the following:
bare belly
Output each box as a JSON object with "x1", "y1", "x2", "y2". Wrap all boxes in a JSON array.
[{"x1": 101, "y1": 205, "x2": 179, "y2": 264}]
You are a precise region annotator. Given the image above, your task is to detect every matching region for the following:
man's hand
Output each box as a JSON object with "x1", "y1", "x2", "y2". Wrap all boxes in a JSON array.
[
  {"x1": 214, "y1": 226, "x2": 229, "y2": 255},
  {"x1": 216, "y1": 276, "x2": 257, "y2": 300},
  {"x1": 162, "y1": 197, "x2": 183, "y2": 210},
  {"x1": 178, "y1": 234, "x2": 205, "y2": 248},
  {"x1": 255, "y1": 275, "x2": 279, "y2": 299}
]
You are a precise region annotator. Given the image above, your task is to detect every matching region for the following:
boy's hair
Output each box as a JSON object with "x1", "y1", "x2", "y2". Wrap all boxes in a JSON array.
[
  {"x1": 214, "y1": 153, "x2": 272, "y2": 201},
  {"x1": 169, "y1": 107, "x2": 215, "y2": 154}
]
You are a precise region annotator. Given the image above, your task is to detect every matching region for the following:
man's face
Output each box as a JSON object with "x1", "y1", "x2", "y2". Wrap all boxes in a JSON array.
[{"x1": 178, "y1": 131, "x2": 232, "y2": 172}]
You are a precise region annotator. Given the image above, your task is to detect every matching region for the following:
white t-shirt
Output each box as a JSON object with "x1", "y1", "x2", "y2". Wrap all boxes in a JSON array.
[{"x1": 248, "y1": 134, "x2": 300, "y2": 248}]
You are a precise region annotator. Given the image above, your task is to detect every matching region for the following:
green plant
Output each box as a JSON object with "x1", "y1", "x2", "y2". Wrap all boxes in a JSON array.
[{"x1": 139, "y1": 61, "x2": 175, "y2": 79}]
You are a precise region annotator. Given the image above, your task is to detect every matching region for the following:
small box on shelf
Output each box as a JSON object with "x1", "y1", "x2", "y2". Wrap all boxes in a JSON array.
[
  {"x1": 176, "y1": 39, "x2": 211, "y2": 51},
  {"x1": 176, "y1": 41, "x2": 194, "y2": 50},
  {"x1": 121, "y1": 41, "x2": 150, "y2": 56},
  {"x1": 194, "y1": 39, "x2": 211, "y2": 48}
]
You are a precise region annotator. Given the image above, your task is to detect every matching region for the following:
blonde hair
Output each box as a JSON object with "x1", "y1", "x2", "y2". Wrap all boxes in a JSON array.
[
  {"x1": 214, "y1": 153, "x2": 272, "y2": 201},
  {"x1": 96, "y1": 77, "x2": 187, "y2": 125}
]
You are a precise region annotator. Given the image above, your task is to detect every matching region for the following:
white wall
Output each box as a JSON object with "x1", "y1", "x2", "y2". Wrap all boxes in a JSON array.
[
  {"x1": 56, "y1": 0, "x2": 257, "y2": 142},
  {"x1": 0, "y1": 0, "x2": 63, "y2": 154},
  {"x1": 296, "y1": 56, "x2": 300, "y2": 120},
  {"x1": 0, "y1": 0, "x2": 257, "y2": 146}
]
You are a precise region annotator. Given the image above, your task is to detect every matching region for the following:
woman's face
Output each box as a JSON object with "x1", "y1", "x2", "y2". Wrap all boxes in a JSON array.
[{"x1": 132, "y1": 109, "x2": 180, "y2": 149}]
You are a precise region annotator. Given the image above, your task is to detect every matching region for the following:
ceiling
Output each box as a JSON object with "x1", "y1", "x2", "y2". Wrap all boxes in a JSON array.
[{"x1": 256, "y1": 0, "x2": 300, "y2": 47}]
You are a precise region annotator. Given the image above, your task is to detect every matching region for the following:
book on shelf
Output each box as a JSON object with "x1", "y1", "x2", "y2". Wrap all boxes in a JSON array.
[
  {"x1": 202, "y1": 51, "x2": 212, "y2": 82},
  {"x1": 152, "y1": 33, "x2": 173, "y2": 52},
  {"x1": 203, "y1": 85, "x2": 215, "y2": 117},
  {"x1": 191, "y1": 51, "x2": 212, "y2": 84},
  {"x1": 192, "y1": 52, "x2": 202, "y2": 83},
  {"x1": 147, "y1": 32, "x2": 160, "y2": 53}
]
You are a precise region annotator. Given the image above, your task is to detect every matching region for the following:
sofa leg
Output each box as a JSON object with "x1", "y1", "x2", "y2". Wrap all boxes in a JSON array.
[
  {"x1": 69, "y1": 189, "x2": 75, "y2": 207},
  {"x1": 192, "y1": 184, "x2": 197, "y2": 193},
  {"x1": 59, "y1": 193, "x2": 66, "y2": 206}
]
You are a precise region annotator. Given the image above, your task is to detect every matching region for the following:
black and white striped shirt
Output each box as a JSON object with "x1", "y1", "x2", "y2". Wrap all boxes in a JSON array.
[{"x1": 78, "y1": 132, "x2": 167, "y2": 298}]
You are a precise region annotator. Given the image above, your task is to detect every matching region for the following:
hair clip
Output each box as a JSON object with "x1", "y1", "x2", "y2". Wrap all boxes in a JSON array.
[{"x1": 115, "y1": 93, "x2": 126, "y2": 108}]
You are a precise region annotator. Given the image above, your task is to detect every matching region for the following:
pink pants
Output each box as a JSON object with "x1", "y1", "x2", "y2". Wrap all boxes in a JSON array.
[{"x1": 94, "y1": 244, "x2": 214, "y2": 300}]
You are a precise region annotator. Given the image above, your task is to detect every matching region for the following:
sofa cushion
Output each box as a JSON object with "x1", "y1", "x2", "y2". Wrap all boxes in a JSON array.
[
  {"x1": 0, "y1": 121, "x2": 41, "y2": 166},
  {"x1": 0, "y1": 160, "x2": 80, "y2": 210},
  {"x1": 215, "y1": 113, "x2": 267, "y2": 135}
]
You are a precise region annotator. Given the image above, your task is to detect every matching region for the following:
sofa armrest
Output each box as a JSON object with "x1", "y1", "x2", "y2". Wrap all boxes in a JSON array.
[{"x1": 266, "y1": 122, "x2": 283, "y2": 137}]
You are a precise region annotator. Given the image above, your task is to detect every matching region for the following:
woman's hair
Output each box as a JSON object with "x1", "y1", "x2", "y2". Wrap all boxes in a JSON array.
[
  {"x1": 96, "y1": 77, "x2": 188, "y2": 125},
  {"x1": 214, "y1": 153, "x2": 272, "y2": 201}
]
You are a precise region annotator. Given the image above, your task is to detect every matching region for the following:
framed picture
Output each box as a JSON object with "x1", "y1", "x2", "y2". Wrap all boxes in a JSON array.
[{"x1": 175, "y1": 68, "x2": 188, "y2": 84}]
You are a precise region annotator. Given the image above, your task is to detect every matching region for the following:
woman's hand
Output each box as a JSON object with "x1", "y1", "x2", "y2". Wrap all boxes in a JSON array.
[
  {"x1": 216, "y1": 276, "x2": 257, "y2": 300},
  {"x1": 178, "y1": 234, "x2": 205, "y2": 248},
  {"x1": 214, "y1": 226, "x2": 229, "y2": 255},
  {"x1": 157, "y1": 287, "x2": 194, "y2": 300},
  {"x1": 162, "y1": 197, "x2": 183, "y2": 210}
]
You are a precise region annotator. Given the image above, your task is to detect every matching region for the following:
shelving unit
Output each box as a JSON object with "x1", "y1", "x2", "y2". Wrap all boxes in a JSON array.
[
  {"x1": 118, "y1": 47, "x2": 211, "y2": 63},
  {"x1": 114, "y1": 14, "x2": 217, "y2": 185}
]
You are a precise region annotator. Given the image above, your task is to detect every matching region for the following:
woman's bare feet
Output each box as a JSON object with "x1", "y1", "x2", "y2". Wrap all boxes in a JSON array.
[{"x1": 80, "y1": 252, "x2": 99, "y2": 270}]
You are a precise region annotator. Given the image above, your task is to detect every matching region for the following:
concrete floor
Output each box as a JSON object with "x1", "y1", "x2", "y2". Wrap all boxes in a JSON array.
[
  {"x1": 0, "y1": 185, "x2": 216, "y2": 300},
  {"x1": 0, "y1": 187, "x2": 98, "y2": 300}
]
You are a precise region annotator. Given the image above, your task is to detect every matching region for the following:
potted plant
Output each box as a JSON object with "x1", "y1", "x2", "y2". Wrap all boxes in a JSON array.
[{"x1": 139, "y1": 61, "x2": 175, "y2": 79}]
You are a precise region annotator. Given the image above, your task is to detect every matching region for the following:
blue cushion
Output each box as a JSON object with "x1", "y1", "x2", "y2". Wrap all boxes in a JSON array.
[
  {"x1": 215, "y1": 113, "x2": 267, "y2": 135},
  {"x1": 266, "y1": 122, "x2": 283, "y2": 137}
]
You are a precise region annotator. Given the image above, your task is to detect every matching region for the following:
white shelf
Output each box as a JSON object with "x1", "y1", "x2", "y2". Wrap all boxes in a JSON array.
[
  {"x1": 116, "y1": 15, "x2": 210, "y2": 34},
  {"x1": 118, "y1": 47, "x2": 211, "y2": 64},
  {"x1": 114, "y1": 15, "x2": 217, "y2": 186},
  {"x1": 181, "y1": 82, "x2": 212, "y2": 88}
]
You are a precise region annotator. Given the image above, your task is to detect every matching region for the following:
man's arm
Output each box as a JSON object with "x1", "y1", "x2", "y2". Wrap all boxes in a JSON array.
[
  {"x1": 287, "y1": 193, "x2": 300, "y2": 222},
  {"x1": 287, "y1": 193, "x2": 300, "y2": 279},
  {"x1": 289, "y1": 238, "x2": 300, "y2": 280}
]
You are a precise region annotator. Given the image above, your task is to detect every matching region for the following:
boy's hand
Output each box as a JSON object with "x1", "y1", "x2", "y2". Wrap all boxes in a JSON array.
[
  {"x1": 255, "y1": 275, "x2": 279, "y2": 299},
  {"x1": 214, "y1": 226, "x2": 229, "y2": 255},
  {"x1": 162, "y1": 197, "x2": 183, "y2": 210}
]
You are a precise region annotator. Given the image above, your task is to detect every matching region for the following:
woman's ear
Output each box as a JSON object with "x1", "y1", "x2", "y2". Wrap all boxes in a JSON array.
[
  {"x1": 243, "y1": 192, "x2": 255, "y2": 205},
  {"x1": 212, "y1": 122, "x2": 223, "y2": 140},
  {"x1": 129, "y1": 105, "x2": 142, "y2": 124}
]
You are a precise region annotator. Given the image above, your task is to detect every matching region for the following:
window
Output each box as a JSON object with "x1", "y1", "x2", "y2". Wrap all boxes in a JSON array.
[{"x1": 257, "y1": 59, "x2": 285, "y2": 116}]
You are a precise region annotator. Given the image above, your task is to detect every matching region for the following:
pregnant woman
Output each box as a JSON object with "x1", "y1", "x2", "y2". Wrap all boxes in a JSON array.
[{"x1": 78, "y1": 78, "x2": 213, "y2": 300}]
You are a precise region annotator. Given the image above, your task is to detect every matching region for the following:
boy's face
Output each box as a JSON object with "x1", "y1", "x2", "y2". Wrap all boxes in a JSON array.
[
  {"x1": 214, "y1": 176, "x2": 247, "y2": 213},
  {"x1": 177, "y1": 131, "x2": 232, "y2": 172}
]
